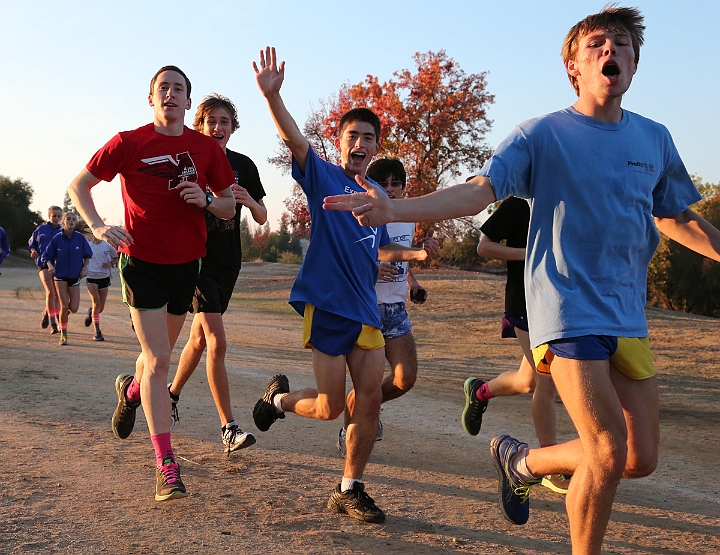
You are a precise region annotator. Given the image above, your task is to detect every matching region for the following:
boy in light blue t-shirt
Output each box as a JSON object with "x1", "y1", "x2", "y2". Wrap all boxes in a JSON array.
[{"x1": 323, "y1": 7, "x2": 720, "y2": 554}]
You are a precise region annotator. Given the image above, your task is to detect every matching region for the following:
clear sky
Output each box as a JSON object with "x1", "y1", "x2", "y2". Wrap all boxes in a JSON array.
[{"x1": 2, "y1": 0, "x2": 718, "y2": 230}]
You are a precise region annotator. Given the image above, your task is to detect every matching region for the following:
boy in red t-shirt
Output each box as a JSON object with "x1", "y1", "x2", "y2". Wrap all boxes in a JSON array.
[{"x1": 69, "y1": 65, "x2": 237, "y2": 501}]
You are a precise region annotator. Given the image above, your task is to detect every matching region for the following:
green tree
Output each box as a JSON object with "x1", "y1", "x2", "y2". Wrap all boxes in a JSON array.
[
  {"x1": 63, "y1": 190, "x2": 76, "y2": 214},
  {"x1": 0, "y1": 175, "x2": 42, "y2": 252},
  {"x1": 647, "y1": 175, "x2": 720, "y2": 316},
  {"x1": 240, "y1": 216, "x2": 257, "y2": 262}
]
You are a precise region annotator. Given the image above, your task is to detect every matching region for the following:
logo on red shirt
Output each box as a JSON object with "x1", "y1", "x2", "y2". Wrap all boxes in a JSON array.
[{"x1": 138, "y1": 152, "x2": 198, "y2": 189}]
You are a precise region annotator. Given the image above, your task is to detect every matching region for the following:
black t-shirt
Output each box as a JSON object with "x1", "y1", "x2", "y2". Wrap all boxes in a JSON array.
[
  {"x1": 203, "y1": 148, "x2": 266, "y2": 270},
  {"x1": 480, "y1": 196, "x2": 530, "y2": 318}
]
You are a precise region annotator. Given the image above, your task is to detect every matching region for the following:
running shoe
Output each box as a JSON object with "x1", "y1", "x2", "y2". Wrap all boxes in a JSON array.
[
  {"x1": 41, "y1": 310, "x2": 49, "y2": 329},
  {"x1": 540, "y1": 474, "x2": 571, "y2": 495},
  {"x1": 59, "y1": 332, "x2": 68, "y2": 346},
  {"x1": 252, "y1": 374, "x2": 289, "y2": 432},
  {"x1": 112, "y1": 374, "x2": 140, "y2": 439},
  {"x1": 490, "y1": 435, "x2": 540, "y2": 525},
  {"x1": 327, "y1": 482, "x2": 386, "y2": 523},
  {"x1": 50, "y1": 324, "x2": 59, "y2": 335},
  {"x1": 155, "y1": 458, "x2": 187, "y2": 501},
  {"x1": 462, "y1": 377, "x2": 489, "y2": 436},
  {"x1": 336, "y1": 420, "x2": 384, "y2": 457},
  {"x1": 93, "y1": 330, "x2": 105, "y2": 341},
  {"x1": 168, "y1": 385, "x2": 180, "y2": 431},
  {"x1": 84, "y1": 308, "x2": 92, "y2": 327},
  {"x1": 337, "y1": 428, "x2": 347, "y2": 457},
  {"x1": 222, "y1": 424, "x2": 256, "y2": 454}
]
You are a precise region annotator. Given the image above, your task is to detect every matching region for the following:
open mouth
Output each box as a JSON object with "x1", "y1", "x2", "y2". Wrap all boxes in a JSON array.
[
  {"x1": 350, "y1": 151, "x2": 366, "y2": 163},
  {"x1": 163, "y1": 102, "x2": 178, "y2": 108},
  {"x1": 212, "y1": 133, "x2": 225, "y2": 141},
  {"x1": 602, "y1": 62, "x2": 620, "y2": 77}
]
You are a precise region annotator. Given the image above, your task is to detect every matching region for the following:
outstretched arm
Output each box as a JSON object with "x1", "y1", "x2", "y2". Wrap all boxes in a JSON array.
[
  {"x1": 69, "y1": 168, "x2": 134, "y2": 249},
  {"x1": 323, "y1": 174, "x2": 497, "y2": 227},
  {"x1": 655, "y1": 209, "x2": 720, "y2": 262},
  {"x1": 253, "y1": 46, "x2": 310, "y2": 172}
]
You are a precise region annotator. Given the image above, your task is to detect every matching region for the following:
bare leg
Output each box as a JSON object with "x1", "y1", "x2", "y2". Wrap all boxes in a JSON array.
[
  {"x1": 86, "y1": 282, "x2": 108, "y2": 317},
  {"x1": 54, "y1": 281, "x2": 70, "y2": 325},
  {"x1": 39, "y1": 268, "x2": 59, "y2": 316},
  {"x1": 68, "y1": 284, "x2": 81, "y2": 313},
  {"x1": 280, "y1": 349, "x2": 348, "y2": 420},
  {"x1": 344, "y1": 346, "x2": 385, "y2": 479},
  {"x1": 522, "y1": 358, "x2": 659, "y2": 555},
  {"x1": 344, "y1": 333, "x2": 417, "y2": 427},
  {"x1": 130, "y1": 308, "x2": 186, "y2": 433},
  {"x1": 171, "y1": 314, "x2": 206, "y2": 394},
  {"x1": 171, "y1": 313, "x2": 235, "y2": 426},
  {"x1": 514, "y1": 329, "x2": 558, "y2": 446}
]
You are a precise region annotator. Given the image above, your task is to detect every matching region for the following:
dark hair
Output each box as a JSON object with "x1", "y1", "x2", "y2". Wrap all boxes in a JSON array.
[
  {"x1": 367, "y1": 158, "x2": 406, "y2": 188},
  {"x1": 562, "y1": 5, "x2": 644, "y2": 95},
  {"x1": 338, "y1": 108, "x2": 381, "y2": 142},
  {"x1": 149, "y1": 65, "x2": 192, "y2": 98},
  {"x1": 193, "y1": 93, "x2": 240, "y2": 133}
]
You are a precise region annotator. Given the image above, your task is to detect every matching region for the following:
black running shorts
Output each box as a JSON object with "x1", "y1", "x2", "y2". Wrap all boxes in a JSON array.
[
  {"x1": 191, "y1": 264, "x2": 239, "y2": 315},
  {"x1": 119, "y1": 254, "x2": 199, "y2": 316}
]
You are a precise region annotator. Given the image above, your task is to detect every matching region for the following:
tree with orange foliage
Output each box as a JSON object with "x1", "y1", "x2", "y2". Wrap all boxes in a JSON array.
[{"x1": 276, "y1": 51, "x2": 494, "y2": 239}]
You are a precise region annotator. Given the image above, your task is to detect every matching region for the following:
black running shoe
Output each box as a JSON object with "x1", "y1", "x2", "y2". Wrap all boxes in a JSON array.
[
  {"x1": 155, "y1": 458, "x2": 188, "y2": 501},
  {"x1": 327, "y1": 483, "x2": 386, "y2": 523},
  {"x1": 41, "y1": 310, "x2": 49, "y2": 329},
  {"x1": 93, "y1": 330, "x2": 105, "y2": 341},
  {"x1": 462, "y1": 377, "x2": 489, "y2": 436},
  {"x1": 50, "y1": 324, "x2": 59, "y2": 335},
  {"x1": 84, "y1": 308, "x2": 92, "y2": 327},
  {"x1": 252, "y1": 374, "x2": 289, "y2": 432},
  {"x1": 112, "y1": 374, "x2": 140, "y2": 439}
]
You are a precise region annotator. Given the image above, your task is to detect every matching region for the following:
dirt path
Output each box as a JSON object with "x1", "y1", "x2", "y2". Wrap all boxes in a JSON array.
[{"x1": 0, "y1": 262, "x2": 718, "y2": 554}]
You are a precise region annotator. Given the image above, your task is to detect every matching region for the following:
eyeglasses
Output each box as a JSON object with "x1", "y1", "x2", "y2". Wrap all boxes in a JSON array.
[{"x1": 379, "y1": 180, "x2": 405, "y2": 189}]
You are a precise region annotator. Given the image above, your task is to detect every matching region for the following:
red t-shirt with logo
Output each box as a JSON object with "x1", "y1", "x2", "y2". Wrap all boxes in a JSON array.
[{"x1": 87, "y1": 123, "x2": 235, "y2": 264}]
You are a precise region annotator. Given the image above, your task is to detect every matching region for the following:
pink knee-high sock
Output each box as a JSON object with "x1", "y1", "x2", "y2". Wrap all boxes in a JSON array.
[
  {"x1": 126, "y1": 377, "x2": 141, "y2": 403},
  {"x1": 476, "y1": 381, "x2": 494, "y2": 402},
  {"x1": 151, "y1": 433, "x2": 175, "y2": 467}
]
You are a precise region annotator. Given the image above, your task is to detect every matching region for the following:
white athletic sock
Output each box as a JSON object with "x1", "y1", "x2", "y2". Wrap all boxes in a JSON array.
[
  {"x1": 224, "y1": 420, "x2": 237, "y2": 430},
  {"x1": 341, "y1": 477, "x2": 361, "y2": 492},
  {"x1": 272, "y1": 393, "x2": 287, "y2": 413},
  {"x1": 511, "y1": 445, "x2": 538, "y2": 482}
]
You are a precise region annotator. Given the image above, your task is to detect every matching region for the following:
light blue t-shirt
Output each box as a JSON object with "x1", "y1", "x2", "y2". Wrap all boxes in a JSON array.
[
  {"x1": 480, "y1": 107, "x2": 701, "y2": 347},
  {"x1": 290, "y1": 146, "x2": 390, "y2": 328}
]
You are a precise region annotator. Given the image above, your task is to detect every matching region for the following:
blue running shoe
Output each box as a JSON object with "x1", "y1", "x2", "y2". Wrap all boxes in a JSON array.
[{"x1": 490, "y1": 435, "x2": 540, "y2": 525}]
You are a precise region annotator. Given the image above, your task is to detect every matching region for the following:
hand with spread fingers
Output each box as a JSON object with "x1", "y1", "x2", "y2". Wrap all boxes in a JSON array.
[
  {"x1": 323, "y1": 174, "x2": 393, "y2": 226},
  {"x1": 253, "y1": 46, "x2": 285, "y2": 98}
]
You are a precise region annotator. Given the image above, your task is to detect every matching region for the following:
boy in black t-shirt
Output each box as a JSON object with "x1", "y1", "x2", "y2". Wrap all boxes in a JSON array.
[{"x1": 168, "y1": 93, "x2": 267, "y2": 454}]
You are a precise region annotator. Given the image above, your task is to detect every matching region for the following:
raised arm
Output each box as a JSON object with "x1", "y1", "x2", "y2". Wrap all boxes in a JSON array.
[
  {"x1": 69, "y1": 168, "x2": 134, "y2": 249},
  {"x1": 655, "y1": 209, "x2": 720, "y2": 262},
  {"x1": 253, "y1": 46, "x2": 310, "y2": 172},
  {"x1": 324, "y1": 174, "x2": 497, "y2": 227}
]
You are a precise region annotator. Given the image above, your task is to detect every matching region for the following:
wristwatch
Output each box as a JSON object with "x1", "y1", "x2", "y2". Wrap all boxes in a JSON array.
[{"x1": 204, "y1": 192, "x2": 213, "y2": 208}]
